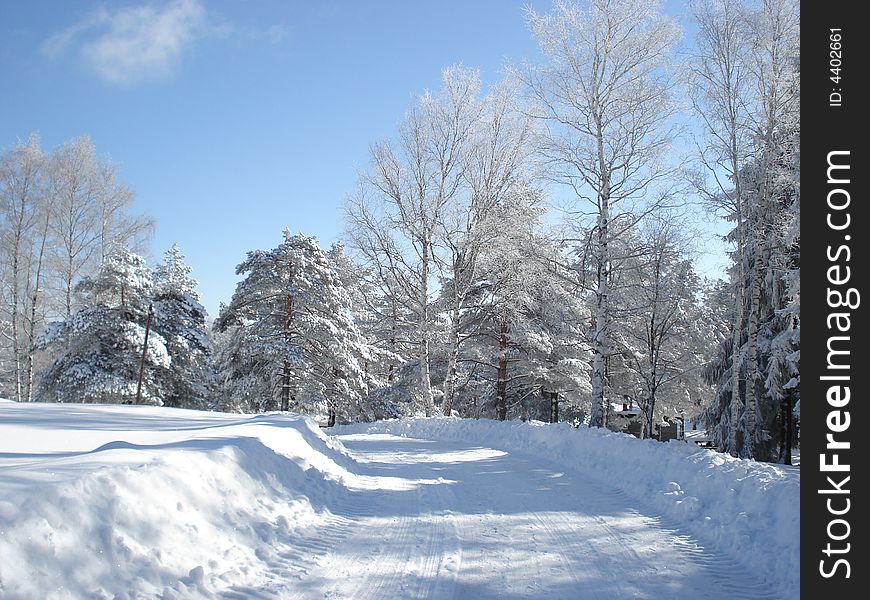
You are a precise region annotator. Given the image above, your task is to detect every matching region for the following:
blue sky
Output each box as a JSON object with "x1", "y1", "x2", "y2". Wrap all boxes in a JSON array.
[{"x1": 1, "y1": 0, "x2": 715, "y2": 317}]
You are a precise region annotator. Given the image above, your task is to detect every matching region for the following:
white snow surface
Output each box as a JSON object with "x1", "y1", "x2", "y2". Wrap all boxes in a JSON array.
[
  {"x1": 339, "y1": 418, "x2": 800, "y2": 599},
  {"x1": 0, "y1": 403, "x2": 798, "y2": 599}
]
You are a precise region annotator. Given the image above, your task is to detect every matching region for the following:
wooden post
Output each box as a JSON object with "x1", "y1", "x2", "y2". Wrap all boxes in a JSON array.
[{"x1": 134, "y1": 303, "x2": 154, "y2": 405}]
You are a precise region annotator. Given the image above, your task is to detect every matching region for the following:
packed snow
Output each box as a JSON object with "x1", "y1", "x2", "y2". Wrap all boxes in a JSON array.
[{"x1": 0, "y1": 402, "x2": 798, "y2": 598}]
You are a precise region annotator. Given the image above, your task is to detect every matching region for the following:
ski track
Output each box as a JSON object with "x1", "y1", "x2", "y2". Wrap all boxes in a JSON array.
[{"x1": 239, "y1": 434, "x2": 777, "y2": 599}]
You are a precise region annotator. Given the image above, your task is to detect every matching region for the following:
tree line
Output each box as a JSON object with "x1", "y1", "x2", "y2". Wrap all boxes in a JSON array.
[{"x1": 0, "y1": 0, "x2": 799, "y2": 463}]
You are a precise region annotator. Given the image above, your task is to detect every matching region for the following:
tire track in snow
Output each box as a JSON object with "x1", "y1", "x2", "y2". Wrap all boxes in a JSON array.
[
  {"x1": 504, "y1": 448, "x2": 781, "y2": 600},
  {"x1": 241, "y1": 434, "x2": 782, "y2": 599}
]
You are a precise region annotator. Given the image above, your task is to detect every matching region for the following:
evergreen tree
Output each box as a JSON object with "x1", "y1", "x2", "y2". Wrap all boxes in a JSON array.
[
  {"x1": 152, "y1": 244, "x2": 214, "y2": 409},
  {"x1": 36, "y1": 249, "x2": 169, "y2": 405},
  {"x1": 216, "y1": 231, "x2": 374, "y2": 423}
]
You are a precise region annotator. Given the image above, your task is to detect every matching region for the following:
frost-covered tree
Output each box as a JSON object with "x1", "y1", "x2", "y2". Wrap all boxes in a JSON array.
[
  {"x1": 35, "y1": 249, "x2": 169, "y2": 405},
  {"x1": 447, "y1": 190, "x2": 591, "y2": 422},
  {"x1": 216, "y1": 232, "x2": 374, "y2": 423},
  {"x1": 524, "y1": 0, "x2": 682, "y2": 428},
  {"x1": 346, "y1": 66, "x2": 482, "y2": 416},
  {"x1": 325, "y1": 243, "x2": 402, "y2": 420},
  {"x1": 47, "y1": 137, "x2": 153, "y2": 318},
  {"x1": 616, "y1": 217, "x2": 714, "y2": 438},
  {"x1": 689, "y1": 0, "x2": 755, "y2": 456},
  {"x1": 693, "y1": 0, "x2": 800, "y2": 461},
  {"x1": 437, "y1": 76, "x2": 537, "y2": 417},
  {"x1": 703, "y1": 138, "x2": 799, "y2": 461},
  {"x1": 1, "y1": 135, "x2": 152, "y2": 402},
  {"x1": 151, "y1": 244, "x2": 213, "y2": 409},
  {"x1": 0, "y1": 136, "x2": 49, "y2": 403}
]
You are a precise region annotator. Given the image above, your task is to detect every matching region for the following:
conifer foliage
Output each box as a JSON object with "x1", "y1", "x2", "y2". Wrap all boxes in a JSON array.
[
  {"x1": 215, "y1": 231, "x2": 374, "y2": 423},
  {"x1": 152, "y1": 244, "x2": 214, "y2": 409},
  {"x1": 37, "y1": 249, "x2": 170, "y2": 405}
]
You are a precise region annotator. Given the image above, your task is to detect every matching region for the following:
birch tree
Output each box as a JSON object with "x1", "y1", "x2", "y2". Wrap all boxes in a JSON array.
[
  {"x1": 689, "y1": 0, "x2": 754, "y2": 455},
  {"x1": 692, "y1": 0, "x2": 799, "y2": 460},
  {"x1": 524, "y1": 0, "x2": 681, "y2": 428},
  {"x1": 346, "y1": 66, "x2": 481, "y2": 416},
  {"x1": 0, "y1": 136, "x2": 48, "y2": 402},
  {"x1": 48, "y1": 137, "x2": 153, "y2": 319},
  {"x1": 438, "y1": 76, "x2": 537, "y2": 416},
  {"x1": 619, "y1": 217, "x2": 710, "y2": 438}
]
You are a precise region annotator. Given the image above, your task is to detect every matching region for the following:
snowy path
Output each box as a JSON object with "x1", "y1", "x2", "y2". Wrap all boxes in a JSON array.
[{"x1": 268, "y1": 433, "x2": 776, "y2": 600}]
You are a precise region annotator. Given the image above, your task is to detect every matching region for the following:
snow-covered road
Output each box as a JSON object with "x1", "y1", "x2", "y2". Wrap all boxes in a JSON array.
[
  {"x1": 284, "y1": 433, "x2": 776, "y2": 600},
  {"x1": 0, "y1": 404, "x2": 798, "y2": 599}
]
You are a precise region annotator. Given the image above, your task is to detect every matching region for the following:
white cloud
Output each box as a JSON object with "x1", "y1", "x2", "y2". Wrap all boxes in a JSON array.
[
  {"x1": 42, "y1": 0, "x2": 206, "y2": 84},
  {"x1": 263, "y1": 24, "x2": 289, "y2": 46}
]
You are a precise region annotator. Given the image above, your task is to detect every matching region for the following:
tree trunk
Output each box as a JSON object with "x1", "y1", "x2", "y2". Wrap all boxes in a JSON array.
[
  {"x1": 10, "y1": 231, "x2": 23, "y2": 403},
  {"x1": 728, "y1": 182, "x2": 746, "y2": 457},
  {"x1": 419, "y1": 238, "x2": 435, "y2": 416},
  {"x1": 496, "y1": 313, "x2": 509, "y2": 421},
  {"x1": 589, "y1": 116, "x2": 611, "y2": 429},
  {"x1": 549, "y1": 390, "x2": 559, "y2": 423},
  {"x1": 134, "y1": 304, "x2": 153, "y2": 405},
  {"x1": 744, "y1": 229, "x2": 764, "y2": 459},
  {"x1": 388, "y1": 297, "x2": 397, "y2": 382},
  {"x1": 779, "y1": 391, "x2": 792, "y2": 465},
  {"x1": 442, "y1": 301, "x2": 461, "y2": 416},
  {"x1": 589, "y1": 192, "x2": 610, "y2": 428},
  {"x1": 281, "y1": 293, "x2": 294, "y2": 412},
  {"x1": 24, "y1": 212, "x2": 51, "y2": 402},
  {"x1": 65, "y1": 254, "x2": 75, "y2": 319}
]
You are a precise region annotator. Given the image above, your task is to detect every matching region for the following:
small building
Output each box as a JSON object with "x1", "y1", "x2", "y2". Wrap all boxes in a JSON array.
[
  {"x1": 655, "y1": 414, "x2": 685, "y2": 442},
  {"x1": 607, "y1": 399, "x2": 643, "y2": 438}
]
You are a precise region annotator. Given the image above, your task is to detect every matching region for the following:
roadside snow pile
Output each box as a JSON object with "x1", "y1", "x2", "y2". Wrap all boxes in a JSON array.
[
  {"x1": 0, "y1": 403, "x2": 354, "y2": 599},
  {"x1": 337, "y1": 417, "x2": 800, "y2": 600}
]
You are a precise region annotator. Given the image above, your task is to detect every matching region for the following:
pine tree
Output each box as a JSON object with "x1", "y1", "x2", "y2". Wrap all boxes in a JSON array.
[
  {"x1": 36, "y1": 249, "x2": 169, "y2": 405},
  {"x1": 216, "y1": 231, "x2": 373, "y2": 423},
  {"x1": 152, "y1": 244, "x2": 214, "y2": 409}
]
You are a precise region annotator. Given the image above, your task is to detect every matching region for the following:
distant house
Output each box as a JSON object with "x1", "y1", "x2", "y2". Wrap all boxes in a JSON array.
[
  {"x1": 655, "y1": 414, "x2": 685, "y2": 442},
  {"x1": 607, "y1": 399, "x2": 687, "y2": 443},
  {"x1": 607, "y1": 399, "x2": 643, "y2": 438},
  {"x1": 685, "y1": 426, "x2": 717, "y2": 449}
]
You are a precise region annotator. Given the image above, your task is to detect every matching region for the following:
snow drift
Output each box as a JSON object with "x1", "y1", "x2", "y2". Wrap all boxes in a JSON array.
[
  {"x1": 0, "y1": 403, "x2": 356, "y2": 599},
  {"x1": 0, "y1": 403, "x2": 799, "y2": 599},
  {"x1": 337, "y1": 418, "x2": 800, "y2": 599}
]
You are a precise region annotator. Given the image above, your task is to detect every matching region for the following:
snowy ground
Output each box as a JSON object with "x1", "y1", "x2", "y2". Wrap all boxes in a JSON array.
[{"x1": 0, "y1": 402, "x2": 799, "y2": 599}]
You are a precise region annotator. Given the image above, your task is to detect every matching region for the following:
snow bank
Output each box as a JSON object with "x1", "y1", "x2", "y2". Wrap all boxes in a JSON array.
[
  {"x1": 1, "y1": 404, "x2": 798, "y2": 598},
  {"x1": 337, "y1": 417, "x2": 800, "y2": 599},
  {"x1": 0, "y1": 403, "x2": 355, "y2": 599}
]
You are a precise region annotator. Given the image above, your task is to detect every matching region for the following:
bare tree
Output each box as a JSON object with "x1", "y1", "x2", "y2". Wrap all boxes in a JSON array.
[
  {"x1": 47, "y1": 137, "x2": 102, "y2": 319},
  {"x1": 0, "y1": 136, "x2": 47, "y2": 401},
  {"x1": 438, "y1": 76, "x2": 537, "y2": 416},
  {"x1": 690, "y1": 0, "x2": 799, "y2": 458},
  {"x1": 1, "y1": 135, "x2": 153, "y2": 402},
  {"x1": 690, "y1": 0, "x2": 745, "y2": 453},
  {"x1": 689, "y1": 0, "x2": 754, "y2": 456},
  {"x1": 524, "y1": 0, "x2": 681, "y2": 428},
  {"x1": 346, "y1": 66, "x2": 481, "y2": 416},
  {"x1": 619, "y1": 216, "x2": 708, "y2": 438},
  {"x1": 46, "y1": 137, "x2": 153, "y2": 319}
]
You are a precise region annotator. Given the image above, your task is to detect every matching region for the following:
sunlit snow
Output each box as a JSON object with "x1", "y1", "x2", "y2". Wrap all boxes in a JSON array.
[{"x1": 0, "y1": 402, "x2": 797, "y2": 599}]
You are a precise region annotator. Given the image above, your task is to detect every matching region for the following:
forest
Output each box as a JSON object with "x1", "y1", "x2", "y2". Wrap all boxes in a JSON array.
[{"x1": 0, "y1": 0, "x2": 799, "y2": 464}]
